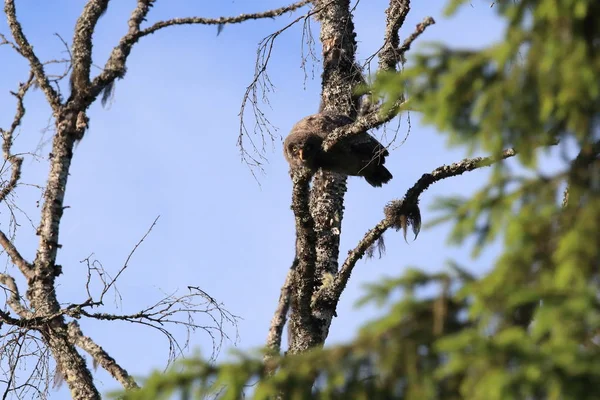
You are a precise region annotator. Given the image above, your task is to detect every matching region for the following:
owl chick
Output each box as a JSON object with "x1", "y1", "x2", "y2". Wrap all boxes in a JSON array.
[{"x1": 284, "y1": 112, "x2": 393, "y2": 187}]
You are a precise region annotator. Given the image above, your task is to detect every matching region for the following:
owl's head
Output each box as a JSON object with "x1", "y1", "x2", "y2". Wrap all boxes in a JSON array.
[{"x1": 284, "y1": 133, "x2": 322, "y2": 169}]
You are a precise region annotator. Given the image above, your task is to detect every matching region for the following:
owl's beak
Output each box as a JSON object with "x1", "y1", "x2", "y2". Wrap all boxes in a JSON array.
[{"x1": 298, "y1": 148, "x2": 304, "y2": 161}]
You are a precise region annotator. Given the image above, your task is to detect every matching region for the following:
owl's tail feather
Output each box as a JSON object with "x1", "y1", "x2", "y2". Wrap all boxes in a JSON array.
[{"x1": 364, "y1": 166, "x2": 393, "y2": 187}]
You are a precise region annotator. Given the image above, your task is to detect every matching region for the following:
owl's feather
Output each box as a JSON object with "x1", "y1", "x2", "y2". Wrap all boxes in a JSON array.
[{"x1": 284, "y1": 112, "x2": 393, "y2": 187}]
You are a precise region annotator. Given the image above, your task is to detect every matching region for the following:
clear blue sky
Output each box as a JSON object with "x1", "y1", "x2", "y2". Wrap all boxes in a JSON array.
[{"x1": 0, "y1": 0, "x2": 539, "y2": 397}]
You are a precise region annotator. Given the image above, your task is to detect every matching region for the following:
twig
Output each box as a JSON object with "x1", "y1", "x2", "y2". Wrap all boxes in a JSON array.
[
  {"x1": 88, "y1": 0, "x2": 312, "y2": 105},
  {"x1": 137, "y1": 1, "x2": 311, "y2": 38},
  {"x1": 100, "y1": 215, "x2": 160, "y2": 302},
  {"x1": 238, "y1": 1, "x2": 330, "y2": 171}
]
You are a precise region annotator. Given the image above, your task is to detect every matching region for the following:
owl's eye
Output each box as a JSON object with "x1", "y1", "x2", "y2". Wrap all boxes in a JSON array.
[{"x1": 305, "y1": 144, "x2": 312, "y2": 151}]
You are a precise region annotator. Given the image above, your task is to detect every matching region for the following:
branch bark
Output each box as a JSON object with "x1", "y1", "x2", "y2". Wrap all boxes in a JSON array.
[
  {"x1": 313, "y1": 148, "x2": 520, "y2": 314},
  {"x1": 67, "y1": 321, "x2": 139, "y2": 390},
  {"x1": 4, "y1": 0, "x2": 62, "y2": 111}
]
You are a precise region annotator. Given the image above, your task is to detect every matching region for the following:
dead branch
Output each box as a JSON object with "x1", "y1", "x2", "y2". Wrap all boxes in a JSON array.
[
  {"x1": 0, "y1": 73, "x2": 36, "y2": 280},
  {"x1": 287, "y1": 169, "x2": 319, "y2": 354},
  {"x1": 238, "y1": 1, "x2": 330, "y2": 170},
  {"x1": 88, "y1": 0, "x2": 311, "y2": 106},
  {"x1": 4, "y1": 0, "x2": 62, "y2": 111},
  {"x1": 66, "y1": 321, "x2": 138, "y2": 390},
  {"x1": 398, "y1": 16, "x2": 436, "y2": 55},
  {"x1": 69, "y1": 0, "x2": 110, "y2": 101},
  {"x1": 321, "y1": 16, "x2": 435, "y2": 151},
  {"x1": 100, "y1": 215, "x2": 160, "y2": 303},
  {"x1": 313, "y1": 148, "x2": 520, "y2": 313},
  {"x1": 137, "y1": 0, "x2": 311, "y2": 39},
  {"x1": 266, "y1": 267, "x2": 294, "y2": 353},
  {"x1": 68, "y1": 287, "x2": 239, "y2": 363},
  {"x1": 0, "y1": 274, "x2": 31, "y2": 318},
  {"x1": 378, "y1": 0, "x2": 410, "y2": 72},
  {"x1": 0, "y1": 330, "x2": 52, "y2": 400}
]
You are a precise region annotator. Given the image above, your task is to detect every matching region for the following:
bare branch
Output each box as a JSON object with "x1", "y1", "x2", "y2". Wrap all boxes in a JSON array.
[
  {"x1": 69, "y1": 288, "x2": 239, "y2": 363},
  {"x1": 287, "y1": 169, "x2": 319, "y2": 354},
  {"x1": 4, "y1": 0, "x2": 62, "y2": 111},
  {"x1": 0, "y1": 274, "x2": 31, "y2": 318},
  {"x1": 0, "y1": 230, "x2": 33, "y2": 279},
  {"x1": 100, "y1": 215, "x2": 160, "y2": 303},
  {"x1": 137, "y1": 0, "x2": 311, "y2": 38},
  {"x1": 266, "y1": 267, "x2": 294, "y2": 353},
  {"x1": 322, "y1": 16, "x2": 435, "y2": 151},
  {"x1": 314, "y1": 148, "x2": 520, "y2": 313},
  {"x1": 378, "y1": 0, "x2": 410, "y2": 72},
  {"x1": 238, "y1": 1, "x2": 329, "y2": 169},
  {"x1": 89, "y1": 0, "x2": 311, "y2": 105},
  {"x1": 69, "y1": 0, "x2": 110, "y2": 101},
  {"x1": 66, "y1": 321, "x2": 138, "y2": 390},
  {"x1": 0, "y1": 74, "x2": 35, "y2": 281},
  {"x1": 397, "y1": 16, "x2": 436, "y2": 55}
]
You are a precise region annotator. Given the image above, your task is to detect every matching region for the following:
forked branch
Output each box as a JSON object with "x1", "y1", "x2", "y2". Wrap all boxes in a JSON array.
[
  {"x1": 314, "y1": 148, "x2": 520, "y2": 312},
  {"x1": 4, "y1": 0, "x2": 61, "y2": 111}
]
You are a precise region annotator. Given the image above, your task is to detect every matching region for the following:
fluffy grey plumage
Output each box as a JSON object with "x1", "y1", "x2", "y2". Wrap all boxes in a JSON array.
[{"x1": 284, "y1": 112, "x2": 393, "y2": 187}]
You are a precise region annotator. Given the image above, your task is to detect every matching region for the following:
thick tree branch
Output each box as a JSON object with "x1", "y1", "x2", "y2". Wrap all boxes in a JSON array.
[
  {"x1": 69, "y1": 0, "x2": 111, "y2": 101},
  {"x1": 4, "y1": 0, "x2": 61, "y2": 111},
  {"x1": 321, "y1": 15, "x2": 435, "y2": 151},
  {"x1": 287, "y1": 170, "x2": 320, "y2": 353},
  {"x1": 0, "y1": 273, "x2": 31, "y2": 318},
  {"x1": 315, "y1": 148, "x2": 520, "y2": 313},
  {"x1": 67, "y1": 321, "x2": 139, "y2": 390}
]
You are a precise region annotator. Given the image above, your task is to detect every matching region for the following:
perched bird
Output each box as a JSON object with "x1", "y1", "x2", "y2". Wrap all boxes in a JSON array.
[{"x1": 283, "y1": 112, "x2": 393, "y2": 187}]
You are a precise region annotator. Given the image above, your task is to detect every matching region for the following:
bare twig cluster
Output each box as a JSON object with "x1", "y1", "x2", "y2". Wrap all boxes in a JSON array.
[
  {"x1": 1, "y1": 0, "x2": 311, "y2": 398},
  {"x1": 264, "y1": 1, "x2": 533, "y2": 362}
]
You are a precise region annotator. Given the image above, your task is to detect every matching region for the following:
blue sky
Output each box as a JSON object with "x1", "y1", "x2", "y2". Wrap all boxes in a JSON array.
[{"x1": 0, "y1": 0, "x2": 537, "y2": 397}]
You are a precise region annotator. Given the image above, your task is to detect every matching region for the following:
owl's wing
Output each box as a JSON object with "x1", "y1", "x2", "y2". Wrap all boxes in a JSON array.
[{"x1": 348, "y1": 133, "x2": 389, "y2": 158}]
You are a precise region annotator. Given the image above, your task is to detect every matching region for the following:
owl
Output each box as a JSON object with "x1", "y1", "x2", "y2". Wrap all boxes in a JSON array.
[{"x1": 283, "y1": 112, "x2": 393, "y2": 187}]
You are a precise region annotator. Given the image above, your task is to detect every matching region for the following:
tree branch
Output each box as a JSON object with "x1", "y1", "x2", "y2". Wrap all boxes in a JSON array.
[
  {"x1": 0, "y1": 273, "x2": 31, "y2": 318},
  {"x1": 69, "y1": 0, "x2": 111, "y2": 101},
  {"x1": 66, "y1": 321, "x2": 139, "y2": 390},
  {"x1": 378, "y1": 0, "x2": 410, "y2": 72},
  {"x1": 321, "y1": 15, "x2": 435, "y2": 151},
  {"x1": 315, "y1": 148, "x2": 520, "y2": 313},
  {"x1": 0, "y1": 73, "x2": 35, "y2": 280},
  {"x1": 136, "y1": 0, "x2": 311, "y2": 39},
  {"x1": 3, "y1": 0, "x2": 62, "y2": 111},
  {"x1": 88, "y1": 0, "x2": 311, "y2": 104},
  {"x1": 397, "y1": 16, "x2": 436, "y2": 55},
  {"x1": 287, "y1": 169, "x2": 319, "y2": 353},
  {"x1": 0, "y1": 232, "x2": 33, "y2": 280},
  {"x1": 266, "y1": 267, "x2": 294, "y2": 353}
]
